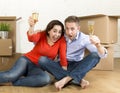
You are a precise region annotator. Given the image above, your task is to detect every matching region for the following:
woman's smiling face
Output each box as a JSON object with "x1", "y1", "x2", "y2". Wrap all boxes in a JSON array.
[{"x1": 48, "y1": 25, "x2": 62, "y2": 43}]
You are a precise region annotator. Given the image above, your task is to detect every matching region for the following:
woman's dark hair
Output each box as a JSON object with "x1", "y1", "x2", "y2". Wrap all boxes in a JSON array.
[{"x1": 45, "y1": 20, "x2": 64, "y2": 36}]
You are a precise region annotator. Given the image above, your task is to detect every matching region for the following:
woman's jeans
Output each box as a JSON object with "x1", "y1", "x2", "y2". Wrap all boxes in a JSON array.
[
  {"x1": 0, "y1": 56, "x2": 50, "y2": 87},
  {"x1": 39, "y1": 52, "x2": 100, "y2": 85}
]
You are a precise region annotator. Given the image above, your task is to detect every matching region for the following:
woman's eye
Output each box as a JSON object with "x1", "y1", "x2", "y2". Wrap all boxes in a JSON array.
[
  {"x1": 53, "y1": 30, "x2": 57, "y2": 33},
  {"x1": 59, "y1": 31, "x2": 62, "y2": 34}
]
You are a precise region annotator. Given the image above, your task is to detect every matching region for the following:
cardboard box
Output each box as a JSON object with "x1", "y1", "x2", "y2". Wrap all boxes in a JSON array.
[
  {"x1": 79, "y1": 14, "x2": 120, "y2": 44},
  {"x1": 0, "y1": 39, "x2": 12, "y2": 56},
  {"x1": 0, "y1": 53, "x2": 22, "y2": 71},
  {"x1": 93, "y1": 44, "x2": 114, "y2": 70},
  {"x1": 0, "y1": 16, "x2": 16, "y2": 53}
]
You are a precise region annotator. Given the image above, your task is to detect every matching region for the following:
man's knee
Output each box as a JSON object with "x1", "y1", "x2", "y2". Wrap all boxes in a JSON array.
[
  {"x1": 38, "y1": 56, "x2": 50, "y2": 66},
  {"x1": 90, "y1": 52, "x2": 100, "y2": 59},
  {"x1": 90, "y1": 52, "x2": 101, "y2": 67}
]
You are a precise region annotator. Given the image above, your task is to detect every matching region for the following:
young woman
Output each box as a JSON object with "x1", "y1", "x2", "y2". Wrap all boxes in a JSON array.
[{"x1": 0, "y1": 17, "x2": 67, "y2": 87}]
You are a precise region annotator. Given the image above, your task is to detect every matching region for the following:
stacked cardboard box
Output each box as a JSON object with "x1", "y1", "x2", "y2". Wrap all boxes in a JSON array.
[
  {"x1": 93, "y1": 44, "x2": 114, "y2": 70},
  {"x1": 0, "y1": 39, "x2": 12, "y2": 56},
  {"x1": 0, "y1": 16, "x2": 16, "y2": 53},
  {"x1": 79, "y1": 14, "x2": 120, "y2": 70},
  {"x1": 0, "y1": 16, "x2": 17, "y2": 71},
  {"x1": 0, "y1": 53, "x2": 22, "y2": 71}
]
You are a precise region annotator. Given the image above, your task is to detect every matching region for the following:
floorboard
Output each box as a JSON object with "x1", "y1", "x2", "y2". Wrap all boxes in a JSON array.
[{"x1": 0, "y1": 58, "x2": 120, "y2": 93}]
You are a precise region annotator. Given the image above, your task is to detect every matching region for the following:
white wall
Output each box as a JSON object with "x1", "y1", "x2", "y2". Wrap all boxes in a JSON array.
[{"x1": 0, "y1": 0, "x2": 120, "y2": 57}]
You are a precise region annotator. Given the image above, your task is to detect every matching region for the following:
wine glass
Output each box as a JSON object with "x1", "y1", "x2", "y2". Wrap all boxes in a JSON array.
[
  {"x1": 88, "y1": 21, "x2": 95, "y2": 35},
  {"x1": 32, "y1": 12, "x2": 39, "y2": 23}
]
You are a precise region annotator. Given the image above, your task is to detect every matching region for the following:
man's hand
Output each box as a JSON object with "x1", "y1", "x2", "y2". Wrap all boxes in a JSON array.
[{"x1": 90, "y1": 35, "x2": 100, "y2": 46}]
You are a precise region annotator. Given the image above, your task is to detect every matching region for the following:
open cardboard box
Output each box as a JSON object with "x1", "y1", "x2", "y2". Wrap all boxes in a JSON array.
[
  {"x1": 85, "y1": 44, "x2": 114, "y2": 70},
  {"x1": 94, "y1": 44, "x2": 114, "y2": 70},
  {"x1": 0, "y1": 17, "x2": 22, "y2": 71},
  {"x1": 0, "y1": 16, "x2": 21, "y2": 54},
  {"x1": 79, "y1": 14, "x2": 120, "y2": 44},
  {"x1": 0, "y1": 53, "x2": 22, "y2": 71},
  {"x1": 0, "y1": 39, "x2": 12, "y2": 56}
]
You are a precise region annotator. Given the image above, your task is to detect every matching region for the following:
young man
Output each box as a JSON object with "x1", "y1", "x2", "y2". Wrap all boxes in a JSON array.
[{"x1": 39, "y1": 16, "x2": 107, "y2": 90}]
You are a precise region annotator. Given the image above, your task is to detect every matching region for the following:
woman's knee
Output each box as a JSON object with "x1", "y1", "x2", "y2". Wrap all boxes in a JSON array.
[
  {"x1": 42, "y1": 73, "x2": 51, "y2": 85},
  {"x1": 18, "y1": 56, "x2": 29, "y2": 64},
  {"x1": 35, "y1": 73, "x2": 51, "y2": 87},
  {"x1": 4, "y1": 56, "x2": 28, "y2": 82},
  {"x1": 2, "y1": 73, "x2": 19, "y2": 82}
]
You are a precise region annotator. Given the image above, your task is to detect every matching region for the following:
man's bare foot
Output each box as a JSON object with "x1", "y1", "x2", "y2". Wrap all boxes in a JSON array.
[
  {"x1": 80, "y1": 79, "x2": 89, "y2": 89},
  {"x1": 54, "y1": 76, "x2": 72, "y2": 91},
  {"x1": 54, "y1": 80, "x2": 64, "y2": 91}
]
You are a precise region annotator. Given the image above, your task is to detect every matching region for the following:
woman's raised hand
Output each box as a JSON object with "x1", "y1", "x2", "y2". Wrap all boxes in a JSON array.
[{"x1": 28, "y1": 16, "x2": 36, "y2": 27}]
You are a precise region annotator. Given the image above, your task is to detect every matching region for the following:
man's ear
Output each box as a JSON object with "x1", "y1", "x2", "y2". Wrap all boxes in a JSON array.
[{"x1": 78, "y1": 26, "x2": 80, "y2": 30}]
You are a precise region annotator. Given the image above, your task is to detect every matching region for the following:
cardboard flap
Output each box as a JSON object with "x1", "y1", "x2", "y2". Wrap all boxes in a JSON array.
[
  {"x1": 79, "y1": 14, "x2": 120, "y2": 19},
  {"x1": 0, "y1": 16, "x2": 22, "y2": 21}
]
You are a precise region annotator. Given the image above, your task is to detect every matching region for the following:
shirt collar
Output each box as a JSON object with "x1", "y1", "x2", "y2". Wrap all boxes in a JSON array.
[
  {"x1": 75, "y1": 31, "x2": 79, "y2": 40},
  {"x1": 64, "y1": 31, "x2": 80, "y2": 43}
]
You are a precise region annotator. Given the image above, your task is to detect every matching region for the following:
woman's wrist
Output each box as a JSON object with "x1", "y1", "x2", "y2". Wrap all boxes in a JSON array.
[{"x1": 28, "y1": 26, "x2": 34, "y2": 35}]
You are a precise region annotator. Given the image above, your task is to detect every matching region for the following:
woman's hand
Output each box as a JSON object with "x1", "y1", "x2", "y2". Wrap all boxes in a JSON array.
[
  {"x1": 28, "y1": 17, "x2": 36, "y2": 35},
  {"x1": 28, "y1": 16, "x2": 36, "y2": 27},
  {"x1": 62, "y1": 66, "x2": 67, "y2": 70}
]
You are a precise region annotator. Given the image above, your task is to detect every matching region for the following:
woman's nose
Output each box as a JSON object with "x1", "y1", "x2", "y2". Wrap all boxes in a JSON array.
[{"x1": 56, "y1": 33, "x2": 61, "y2": 37}]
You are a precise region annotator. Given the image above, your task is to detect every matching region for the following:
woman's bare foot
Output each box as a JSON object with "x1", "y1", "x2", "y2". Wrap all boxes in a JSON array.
[
  {"x1": 0, "y1": 82, "x2": 12, "y2": 86},
  {"x1": 80, "y1": 79, "x2": 89, "y2": 89},
  {"x1": 54, "y1": 76, "x2": 72, "y2": 91}
]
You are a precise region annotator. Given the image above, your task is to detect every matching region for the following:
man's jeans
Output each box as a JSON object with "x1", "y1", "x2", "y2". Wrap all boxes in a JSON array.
[
  {"x1": 0, "y1": 56, "x2": 50, "y2": 87},
  {"x1": 39, "y1": 52, "x2": 100, "y2": 84}
]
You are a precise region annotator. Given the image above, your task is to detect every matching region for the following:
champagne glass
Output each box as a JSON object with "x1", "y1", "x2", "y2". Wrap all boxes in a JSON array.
[
  {"x1": 32, "y1": 12, "x2": 39, "y2": 23},
  {"x1": 88, "y1": 21, "x2": 95, "y2": 35}
]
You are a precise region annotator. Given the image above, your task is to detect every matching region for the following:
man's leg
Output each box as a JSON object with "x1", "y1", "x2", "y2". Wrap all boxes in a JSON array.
[
  {"x1": 55, "y1": 52, "x2": 100, "y2": 90},
  {"x1": 38, "y1": 56, "x2": 68, "y2": 80},
  {"x1": 69, "y1": 52, "x2": 100, "y2": 83}
]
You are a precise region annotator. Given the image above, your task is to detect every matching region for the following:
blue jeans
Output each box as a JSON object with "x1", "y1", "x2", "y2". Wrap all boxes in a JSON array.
[
  {"x1": 0, "y1": 56, "x2": 50, "y2": 87},
  {"x1": 39, "y1": 52, "x2": 100, "y2": 84}
]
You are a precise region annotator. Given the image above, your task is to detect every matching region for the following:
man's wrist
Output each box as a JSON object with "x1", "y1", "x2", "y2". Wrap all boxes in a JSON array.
[{"x1": 95, "y1": 43, "x2": 101, "y2": 47}]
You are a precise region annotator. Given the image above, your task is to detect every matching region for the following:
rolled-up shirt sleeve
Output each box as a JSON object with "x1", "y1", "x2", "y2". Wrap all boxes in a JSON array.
[
  {"x1": 97, "y1": 48, "x2": 107, "y2": 58},
  {"x1": 86, "y1": 44, "x2": 108, "y2": 58}
]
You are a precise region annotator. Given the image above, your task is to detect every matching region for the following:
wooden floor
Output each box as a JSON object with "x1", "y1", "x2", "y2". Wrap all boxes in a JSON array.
[{"x1": 0, "y1": 58, "x2": 120, "y2": 93}]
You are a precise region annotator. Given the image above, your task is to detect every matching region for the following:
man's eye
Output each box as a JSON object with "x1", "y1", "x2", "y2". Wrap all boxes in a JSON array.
[{"x1": 53, "y1": 30, "x2": 57, "y2": 32}]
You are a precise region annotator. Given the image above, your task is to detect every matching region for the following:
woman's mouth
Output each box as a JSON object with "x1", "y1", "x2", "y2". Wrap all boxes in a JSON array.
[{"x1": 52, "y1": 36, "x2": 59, "y2": 42}]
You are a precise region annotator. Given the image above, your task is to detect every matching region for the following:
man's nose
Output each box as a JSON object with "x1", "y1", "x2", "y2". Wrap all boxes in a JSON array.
[{"x1": 68, "y1": 30, "x2": 72, "y2": 34}]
